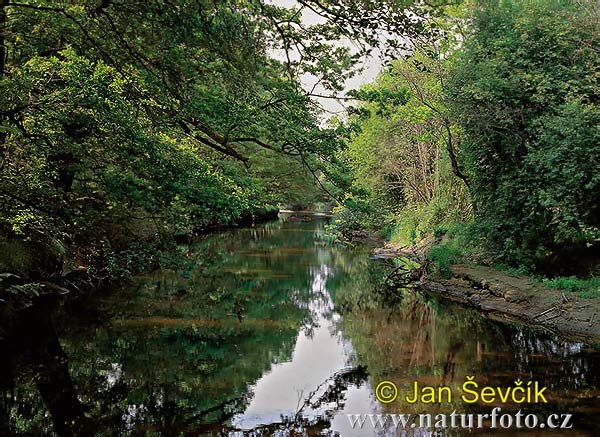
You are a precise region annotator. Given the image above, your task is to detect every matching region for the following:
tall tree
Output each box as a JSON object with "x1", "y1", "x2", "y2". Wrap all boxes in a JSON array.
[
  {"x1": 448, "y1": 0, "x2": 600, "y2": 268},
  {"x1": 0, "y1": 0, "x2": 440, "y2": 277}
]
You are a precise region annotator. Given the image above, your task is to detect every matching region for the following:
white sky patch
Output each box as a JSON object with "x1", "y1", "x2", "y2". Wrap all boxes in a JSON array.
[{"x1": 266, "y1": 0, "x2": 386, "y2": 119}]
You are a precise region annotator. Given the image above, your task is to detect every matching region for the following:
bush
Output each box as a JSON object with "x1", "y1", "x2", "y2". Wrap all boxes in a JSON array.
[
  {"x1": 543, "y1": 276, "x2": 600, "y2": 299},
  {"x1": 390, "y1": 188, "x2": 470, "y2": 247},
  {"x1": 448, "y1": 0, "x2": 600, "y2": 269},
  {"x1": 426, "y1": 223, "x2": 482, "y2": 278}
]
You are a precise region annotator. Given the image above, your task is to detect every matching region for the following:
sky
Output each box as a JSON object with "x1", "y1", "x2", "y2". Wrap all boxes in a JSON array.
[{"x1": 267, "y1": 0, "x2": 385, "y2": 118}]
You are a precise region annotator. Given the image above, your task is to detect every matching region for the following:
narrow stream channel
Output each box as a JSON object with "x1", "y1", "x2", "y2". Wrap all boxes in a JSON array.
[{"x1": 1, "y1": 215, "x2": 599, "y2": 435}]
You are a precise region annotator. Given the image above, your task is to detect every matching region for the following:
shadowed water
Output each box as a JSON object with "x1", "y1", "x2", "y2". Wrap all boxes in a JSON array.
[{"x1": 0, "y1": 215, "x2": 598, "y2": 435}]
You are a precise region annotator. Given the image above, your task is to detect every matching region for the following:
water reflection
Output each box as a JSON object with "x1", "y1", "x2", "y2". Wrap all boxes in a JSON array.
[
  {"x1": 0, "y1": 216, "x2": 598, "y2": 435},
  {"x1": 232, "y1": 264, "x2": 364, "y2": 431},
  {"x1": 0, "y1": 304, "x2": 90, "y2": 435},
  {"x1": 335, "y1": 292, "x2": 600, "y2": 435}
]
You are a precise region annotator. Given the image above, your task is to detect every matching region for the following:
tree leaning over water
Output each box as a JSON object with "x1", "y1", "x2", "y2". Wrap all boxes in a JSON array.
[{"x1": 0, "y1": 0, "x2": 433, "y2": 280}]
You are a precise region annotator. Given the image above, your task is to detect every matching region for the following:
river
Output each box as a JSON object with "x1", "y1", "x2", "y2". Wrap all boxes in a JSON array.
[{"x1": 1, "y1": 214, "x2": 599, "y2": 435}]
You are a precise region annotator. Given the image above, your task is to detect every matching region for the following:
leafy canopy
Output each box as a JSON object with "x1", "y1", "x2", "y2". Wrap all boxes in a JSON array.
[{"x1": 448, "y1": 0, "x2": 600, "y2": 267}]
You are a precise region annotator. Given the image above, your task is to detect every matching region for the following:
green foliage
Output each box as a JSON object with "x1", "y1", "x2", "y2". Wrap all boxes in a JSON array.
[
  {"x1": 0, "y1": 242, "x2": 36, "y2": 277},
  {"x1": 0, "y1": 1, "x2": 373, "y2": 279},
  {"x1": 332, "y1": 0, "x2": 600, "y2": 286},
  {"x1": 389, "y1": 182, "x2": 471, "y2": 247},
  {"x1": 1, "y1": 45, "x2": 272, "y2": 278},
  {"x1": 6, "y1": 282, "x2": 42, "y2": 298},
  {"x1": 543, "y1": 276, "x2": 600, "y2": 299},
  {"x1": 0, "y1": 273, "x2": 43, "y2": 308},
  {"x1": 448, "y1": 0, "x2": 600, "y2": 268},
  {"x1": 328, "y1": 196, "x2": 395, "y2": 243},
  {"x1": 426, "y1": 223, "x2": 480, "y2": 278},
  {"x1": 333, "y1": 35, "x2": 472, "y2": 244}
]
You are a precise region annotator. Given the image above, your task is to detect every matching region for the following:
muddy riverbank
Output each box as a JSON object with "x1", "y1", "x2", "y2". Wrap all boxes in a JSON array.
[{"x1": 373, "y1": 246, "x2": 600, "y2": 344}]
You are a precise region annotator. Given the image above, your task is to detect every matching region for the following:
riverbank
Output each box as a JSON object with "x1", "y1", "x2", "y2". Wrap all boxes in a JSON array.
[{"x1": 373, "y1": 245, "x2": 600, "y2": 344}]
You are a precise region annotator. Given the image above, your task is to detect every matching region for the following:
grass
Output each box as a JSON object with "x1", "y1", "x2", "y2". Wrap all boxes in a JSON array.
[
  {"x1": 543, "y1": 276, "x2": 600, "y2": 299},
  {"x1": 428, "y1": 240, "x2": 464, "y2": 278},
  {"x1": 388, "y1": 192, "x2": 470, "y2": 248},
  {"x1": 426, "y1": 223, "x2": 479, "y2": 278}
]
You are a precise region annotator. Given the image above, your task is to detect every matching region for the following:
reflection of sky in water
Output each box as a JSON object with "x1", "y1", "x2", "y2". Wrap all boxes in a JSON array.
[
  {"x1": 4, "y1": 218, "x2": 599, "y2": 435},
  {"x1": 233, "y1": 263, "x2": 380, "y2": 433}
]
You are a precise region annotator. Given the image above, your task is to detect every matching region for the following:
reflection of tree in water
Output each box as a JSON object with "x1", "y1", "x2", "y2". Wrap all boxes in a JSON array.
[
  {"x1": 497, "y1": 324, "x2": 598, "y2": 393},
  {"x1": 0, "y1": 304, "x2": 90, "y2": 435},
  {"x1": 2, "y1": 218, "x2": 599, "y2": 434},
  {"x1": 66, "y1": 221, "x2": 330, "y2": 433},
  {"x1": 295, "y1": 365, "x2": 369, "y2": 417},
  {"x1": 335, "y1": 275, "x2": 600, "y2": 433},
  {"x1": 0, "y1": 218, "x2": 367, "y2": 434},
  {"x1": 210, "y1": 365, "x2": 369, "y2": 435}
]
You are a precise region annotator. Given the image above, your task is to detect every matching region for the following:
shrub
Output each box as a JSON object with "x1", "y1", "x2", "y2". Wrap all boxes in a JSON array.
[{"x1": 448, "y1": 0, "x2": 600, "y2": 268}]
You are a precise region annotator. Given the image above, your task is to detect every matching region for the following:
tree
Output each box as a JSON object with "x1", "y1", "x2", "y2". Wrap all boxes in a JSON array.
[
  {"x1": 0, "y1": 0, "x2": 447, "y2": 277},
  {"x1": 333, "y1": 3, "x2": 473, "y2": 243},
  {"x1": 448, "y1": 0, "x2": 600, "y2": 269},
  {"x1": 0, "y1": 1, "x2": 336, "y2": 276}
]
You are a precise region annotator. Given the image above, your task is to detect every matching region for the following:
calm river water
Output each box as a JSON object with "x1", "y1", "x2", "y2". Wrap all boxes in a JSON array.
[{"x1": 1, "y1": 215, "x2": 599, "y2": 435}]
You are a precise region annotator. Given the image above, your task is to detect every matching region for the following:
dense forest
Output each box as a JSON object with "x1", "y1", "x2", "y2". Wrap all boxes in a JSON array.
[
  {"x1": 1, "y1": 0, "x2": 598, "y2": 293},
  {"x1": 1, "y1": 0, "x2": 600, "y2": 435},
  {"x1": 0, "y1": 0, "x2": 360, "y2": 285},
  {"x1": 335, "y1": 0, "x2": 600, "y2": 292}
]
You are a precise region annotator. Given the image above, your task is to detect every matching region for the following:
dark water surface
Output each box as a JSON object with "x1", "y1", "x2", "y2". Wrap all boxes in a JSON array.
[{"x1": 1, "y1": 216, "x2": 599, "y2": 435}]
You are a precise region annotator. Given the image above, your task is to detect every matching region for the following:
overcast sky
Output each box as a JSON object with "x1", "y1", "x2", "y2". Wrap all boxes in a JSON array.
[{"x1": 268, "y1": 0, "x2": 384, "y2": 118}]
